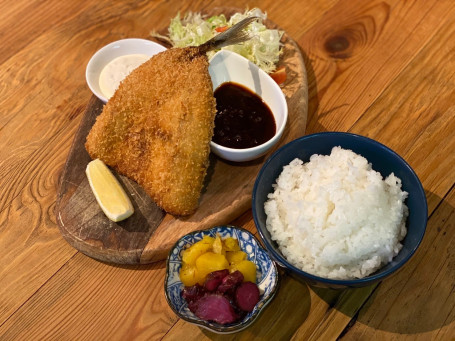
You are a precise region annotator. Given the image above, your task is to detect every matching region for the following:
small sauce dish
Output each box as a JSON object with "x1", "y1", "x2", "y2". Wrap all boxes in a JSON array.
[
  {"x1": 208, "y1": 50, "x2": 288, "y2": 162},
  {"x1": 86, "y1": 38, "x2": 166, "y2": 102}
]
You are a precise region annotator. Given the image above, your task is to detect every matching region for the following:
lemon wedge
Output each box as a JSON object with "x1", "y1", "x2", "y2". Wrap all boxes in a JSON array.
[{"x1": 86, "y1": 159, "x2": 134, "y2": 222}]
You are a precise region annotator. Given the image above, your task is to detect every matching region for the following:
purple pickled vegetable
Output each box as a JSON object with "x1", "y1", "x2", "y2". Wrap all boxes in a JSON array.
[
  {"x1": 232, "y1": 303, "x2": 248, "y2": 320},
  {"x1": 235, "y1": 282, "x2": 260, "y2": 312},
  {"x1": 217, "y1": 270, "x2": 244, "y2": 296},
  {"x1": 204, "y1": 269, "x2": 229, "y2": 291},
  {"x1": 182, "y1": 283, "x2": 206, "y2": 303},
  {"x1": 188, "y1": 293, "x2": 238, "y2": 325},
  {"x1": 181, "y1": 269, "x2": 262, "y2": 325}
]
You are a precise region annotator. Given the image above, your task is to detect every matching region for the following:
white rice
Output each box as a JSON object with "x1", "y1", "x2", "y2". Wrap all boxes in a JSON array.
[{"x1": 264, "y1": 146, "x2": 408, "y2": 279}]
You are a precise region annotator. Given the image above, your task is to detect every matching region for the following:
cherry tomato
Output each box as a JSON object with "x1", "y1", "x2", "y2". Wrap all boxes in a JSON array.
[
  {"x1": 215, "y1": 26, "x2": 229, "y2": 33},
  {"x1": 270, "y1": 66, "x2": 287, "y2": 85}
]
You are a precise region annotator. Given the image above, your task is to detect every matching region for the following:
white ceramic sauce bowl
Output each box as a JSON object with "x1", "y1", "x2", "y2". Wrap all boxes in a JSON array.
[
  {"x1": 86, "y1": 38, "x2": 167, "y2": 102},
  {"x1": 208, "y1": 50, "x2": 288, "y2": 162}
]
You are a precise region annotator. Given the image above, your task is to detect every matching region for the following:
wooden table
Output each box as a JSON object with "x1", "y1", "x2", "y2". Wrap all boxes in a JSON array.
[{"x1": 1, "y1": 0, "x2": 454, "y2": 339}]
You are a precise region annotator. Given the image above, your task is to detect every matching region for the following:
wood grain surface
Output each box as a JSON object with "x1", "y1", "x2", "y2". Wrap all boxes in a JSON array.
[
  {"x1": 55, "y1": 14, "x2": 308, "y2": 264},
  {"x1": 1, "y1": 0, "x2": 454, "y2": 340}
]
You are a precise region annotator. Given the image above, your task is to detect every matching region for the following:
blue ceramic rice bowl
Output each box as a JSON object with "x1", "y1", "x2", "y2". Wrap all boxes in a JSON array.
[{"x1": 252, "y1": 132, "x2": 427, "y2": 289}]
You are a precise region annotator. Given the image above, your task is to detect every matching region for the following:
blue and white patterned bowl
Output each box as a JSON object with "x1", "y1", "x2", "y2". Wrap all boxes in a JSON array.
[{"x1": 164, "y1": 225, "x2": 279, "y2": 334}]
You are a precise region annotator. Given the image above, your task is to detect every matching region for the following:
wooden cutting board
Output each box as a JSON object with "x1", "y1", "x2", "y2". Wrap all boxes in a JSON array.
[{"x1": 55, "y1": 16, "x2": 308, "y2": 264}]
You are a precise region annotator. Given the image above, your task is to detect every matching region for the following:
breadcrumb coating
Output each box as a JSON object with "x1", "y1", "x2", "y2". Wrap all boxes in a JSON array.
[{"x1": 85, "y1": 47, "x2": 216, "y2": 216}]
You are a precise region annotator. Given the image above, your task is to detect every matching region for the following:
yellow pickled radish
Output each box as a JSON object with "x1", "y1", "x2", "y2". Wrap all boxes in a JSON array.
[
  {"x1": 195, "y1": 252, "x2": 229, "y2": 281},
  {"x1": 230, "y1": 260, "x2": 257, "y2": 283},
  {"x1": 179, "y1": 263, "x2": 201, "y2": 287},
  {"x1": 182, "y1": 236, "x2": 214, "y2": 266},
  {"x1": 223, "y1": 237, "x2": 241, "y2": 252},
  {"x1": 212, "y1": 234, "x2": 226, "y2": 255},
  {"x1": 226, "y1": 250, "x2": 247, "y2": 265},
  {"x1": 86, "y1": 159, "x2": 134, "y2": 222}
]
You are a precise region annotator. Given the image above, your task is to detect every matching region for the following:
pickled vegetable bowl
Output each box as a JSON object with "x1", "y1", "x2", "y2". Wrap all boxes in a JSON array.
[{"x1": 164, "y1": 225, "x2": 279, "y2": 334}]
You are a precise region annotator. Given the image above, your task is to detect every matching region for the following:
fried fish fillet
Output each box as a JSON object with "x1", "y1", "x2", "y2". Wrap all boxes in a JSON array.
[{"x1": 85, "y1": 47, "x2": 216, "y2": 216}]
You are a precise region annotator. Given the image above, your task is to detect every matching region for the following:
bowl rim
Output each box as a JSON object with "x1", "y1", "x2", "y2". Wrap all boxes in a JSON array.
[
  {"x1": 208, "y1": 50, "x2": 288, "y2": 156},
  {"x1": 164, "y1": 224, "x2": 280, "y2": 334},
  {"x1": 252, "y1": 131, "x2": 428, "y2": 286}
]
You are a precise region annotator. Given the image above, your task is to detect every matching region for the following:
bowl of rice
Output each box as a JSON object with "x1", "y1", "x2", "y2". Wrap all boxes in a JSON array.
[{"x1": 252, "y1": 132, "x2": 427, "y2": 288}]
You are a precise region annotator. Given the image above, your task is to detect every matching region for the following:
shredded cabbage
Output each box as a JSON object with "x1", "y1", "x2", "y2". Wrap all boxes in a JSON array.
[{"x1": 167, "y1": 8, "x2": 283, "y2": 73}]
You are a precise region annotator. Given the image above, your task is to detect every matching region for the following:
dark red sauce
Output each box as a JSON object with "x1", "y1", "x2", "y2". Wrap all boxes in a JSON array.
[{"x1": 213, "y1": 82, "x2": 276, "y2": 149}]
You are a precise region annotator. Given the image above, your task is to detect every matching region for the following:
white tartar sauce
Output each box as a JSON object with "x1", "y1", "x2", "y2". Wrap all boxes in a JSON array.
[{"x1": 99, "y1": 54, "x2": 150, "y2": 99}]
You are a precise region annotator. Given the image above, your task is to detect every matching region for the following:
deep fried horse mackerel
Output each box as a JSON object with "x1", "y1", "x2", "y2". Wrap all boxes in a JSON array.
[{"x1": 86, "y1": 47, "x2": 216, "y2": 215}]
